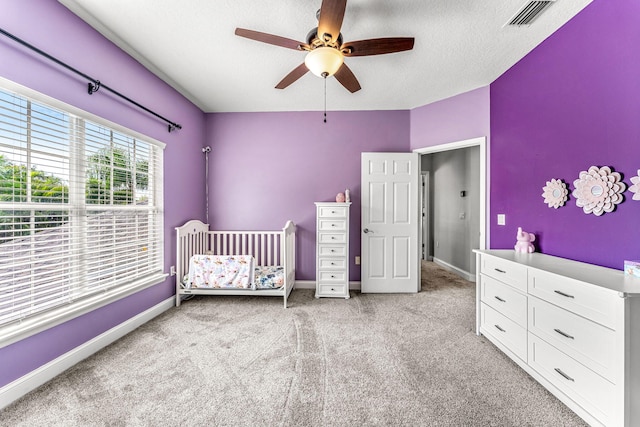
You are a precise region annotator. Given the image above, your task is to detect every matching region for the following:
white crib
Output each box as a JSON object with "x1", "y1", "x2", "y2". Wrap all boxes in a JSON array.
[{"x1": 175, "y1": 219, "x2": 296, "y2": 308}]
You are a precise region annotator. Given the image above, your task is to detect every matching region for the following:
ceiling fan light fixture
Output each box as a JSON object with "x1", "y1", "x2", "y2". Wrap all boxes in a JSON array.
[{"x1": 305, "y1": 46, "x2": 344, "y2": 78}]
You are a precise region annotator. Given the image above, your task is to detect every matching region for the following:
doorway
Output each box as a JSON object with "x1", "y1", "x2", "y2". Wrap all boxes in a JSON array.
[{"x1": 414, "y1": 137, "x2": 487, "y2": 282}]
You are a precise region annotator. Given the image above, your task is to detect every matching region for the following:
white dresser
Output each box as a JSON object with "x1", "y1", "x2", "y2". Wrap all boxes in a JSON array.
[
  {"x1": 475, "y1": 250, "x2": 640, "y2": 427},
  {"x1": 315, "y1": 202, "x2": 351, "y2": 299}
]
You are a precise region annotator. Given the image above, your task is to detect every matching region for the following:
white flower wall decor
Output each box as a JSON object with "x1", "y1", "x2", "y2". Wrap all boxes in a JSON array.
[
  {"x1": 572, "y1": 166, "x2": 626, "y2": 216},
  {"x1": 542, "y1": 179, "x2": 569, "y2": 208},
  {"x1": 629, "y1": 170, "x2": 640, "y2": 200}
]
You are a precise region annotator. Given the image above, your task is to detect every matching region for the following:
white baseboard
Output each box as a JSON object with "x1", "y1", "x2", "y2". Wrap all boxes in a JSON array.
[
  {"x1": 432, "y1": 257, "x2": 476, "y2": 282},
  {"x1": 0, "y1": 297, "x2": 175, "y2": 410},
  {"x1": 295, "y1": 280, "x2": 361, "y2": 290},
  {"x1": 294, "y1": 280, "x2": 315, "y2": 289}
]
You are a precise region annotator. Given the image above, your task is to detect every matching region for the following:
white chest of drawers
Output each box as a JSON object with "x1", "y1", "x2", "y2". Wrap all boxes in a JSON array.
[
  {"x1": 475, "y1": 250, "x2": 640, "y2": 427},
  {"x1": 315, "y1": 202, "x2": 351, "y2": 299}
]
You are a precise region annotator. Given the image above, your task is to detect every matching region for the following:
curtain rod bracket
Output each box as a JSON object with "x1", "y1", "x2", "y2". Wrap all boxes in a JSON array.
[{"x1": 87, "y1": 80, "x2": 101, "y2": 95}]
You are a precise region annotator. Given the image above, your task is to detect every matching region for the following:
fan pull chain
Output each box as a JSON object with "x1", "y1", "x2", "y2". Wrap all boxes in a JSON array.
[{"x1": 323, "y1": 75, "x2": 327, "y2": 123}]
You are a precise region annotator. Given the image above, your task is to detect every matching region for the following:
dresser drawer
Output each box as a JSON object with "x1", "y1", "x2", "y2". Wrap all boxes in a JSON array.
[
  {"x1": 318, "y1": 245, "x2": 347, "y2": 257},
  {"x1": 318, "y1": 232, "x2": 346, "y2": 244},
  {"x1": 480, "y1": 255, "x2": 528, "y2": 292},
  {"x1": 481, "y1": 275, "x2": 527, "y2": 328},
  {"x1": 528, "y1": 296, "x2": 615, "y2": 381},
  {"x1": 318, "y1": 206, "x2": 348, "y2": 218},
  {"x1": 318, "y1": 257, "x2": 346, "y2": 270},
  {"x1": 318, "y1": 271, "x2": 346, "y2": 282},
  {"x1": 318, "y1": 219, "x2": 346, "y2": 231},
  {"x1": 317, "y1": 284, "x2": 348, "y2": 297},
  {"x1": 529, "y1": 334, "x2": 614, "y2": 425},
  {"x1": 528, "y1": 268, "x2": 618, "y2": 329},
  {"x1": 480, "y1": 303, "x2": 527, "y2": 362}
]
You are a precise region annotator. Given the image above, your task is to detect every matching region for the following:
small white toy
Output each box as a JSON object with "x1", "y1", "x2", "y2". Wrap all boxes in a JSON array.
[{"x1": 514, "y1": 227, "x2": 536, "y2": 253}]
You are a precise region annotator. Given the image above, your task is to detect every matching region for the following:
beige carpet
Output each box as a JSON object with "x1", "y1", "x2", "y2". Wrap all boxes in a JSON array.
[{"x1": 1, "y1": 262, "x2": 586, "y2": 426}]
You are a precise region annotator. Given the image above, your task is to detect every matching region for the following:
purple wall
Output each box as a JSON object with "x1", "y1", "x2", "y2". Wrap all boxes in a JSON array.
[
  {"x1": 0, "y1": 1, "x2": 206, "y2": 387},
  {"x1": 206, "y1": 111, "x2": 410, "y2": 281},
  {"x1": 490, "y1": 0, "x2": 640, "y2": 269},
  {"x1": 410, "y1": 86, "x2": 490, "y2": 151}
]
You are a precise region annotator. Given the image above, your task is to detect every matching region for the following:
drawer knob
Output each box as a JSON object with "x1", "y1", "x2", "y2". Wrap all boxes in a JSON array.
[
  {"x1": 554, "y1": 290, "x2": 575, "y2": 299},
  {"x1": 494, "y1": 324, "x2": 506, "y2": 333},
  {"x1": 331, "y1": 262, "x2": 335, "y2": 265},
  {"x1": 331, "y1": 237, "x2": 336, "y2": 240},
  {"x1": 331, "y1": 250, "x2": 335, "y2": 253},
  {"x1": 554, "y1": 368, "x2": 575, "y2": 382},
  {"x1": 331, "y1": 211, "x2": 335, "y2": 214},
  {"x1": 331, "y1": 288, "x2": 335, "y2": 291},
  {"x1": 331, "y1": 224, "x2": 336, "y2": 227},
  {"x1": 494, "y1": 268, "x2": 506, "y2": 274},
  {"x1": 553, "y1": 328, "x2": 575, "y2": 340},
  {"x1": 494, "y1": 296, "x2": 506, "y2": 303},
  {"x1": 331, "y1": 275, "x2": 335, "y2": 278}
]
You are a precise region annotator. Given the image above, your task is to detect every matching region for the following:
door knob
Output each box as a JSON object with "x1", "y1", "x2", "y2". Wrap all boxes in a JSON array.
[{"x1": 363, "y1": 228, "x2": 373, "y2": 234}]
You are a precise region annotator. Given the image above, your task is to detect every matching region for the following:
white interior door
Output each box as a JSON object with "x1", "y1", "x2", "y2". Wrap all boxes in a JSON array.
[{"x1": 361, "y1": 152, "x2": 420, "y2": 293}]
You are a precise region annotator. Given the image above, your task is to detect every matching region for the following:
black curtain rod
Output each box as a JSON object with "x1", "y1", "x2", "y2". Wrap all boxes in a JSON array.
[{"x1": 0, "y1": 27, "x2": 182, "y2": 133}]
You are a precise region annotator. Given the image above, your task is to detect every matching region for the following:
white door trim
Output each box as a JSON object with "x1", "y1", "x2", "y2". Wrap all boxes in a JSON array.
[{"x1": 413, "y1": 136, "x2": 488, "y2": 250}]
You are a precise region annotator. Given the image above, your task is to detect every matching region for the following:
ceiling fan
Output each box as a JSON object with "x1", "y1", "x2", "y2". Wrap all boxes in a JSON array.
[{"x1": 235, "y1": 0, "x2": 415, "y2": 93}]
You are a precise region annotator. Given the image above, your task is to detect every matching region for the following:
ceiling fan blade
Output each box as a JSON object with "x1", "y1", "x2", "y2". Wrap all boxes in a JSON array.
[
  {"x1": 334, "y1": 63, "x2": 361, "y2": 93},
  {"x1": 275, "y1": 63, "x2": 309, "y2": 89},
  {"x1": 317, "y1": 0, "x2": 347, "y2": 44},
  {"x1": 341, "y1": 37, "x2": 415, "y2": 57},
  {"x1": 235, "y1": 28, "x2": 308, "y2": 51}
]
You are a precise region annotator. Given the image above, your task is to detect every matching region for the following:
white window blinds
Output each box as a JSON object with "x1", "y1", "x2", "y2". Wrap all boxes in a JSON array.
[{"x1": 0, "y1": 86, "x2": 164, "y2": 340}]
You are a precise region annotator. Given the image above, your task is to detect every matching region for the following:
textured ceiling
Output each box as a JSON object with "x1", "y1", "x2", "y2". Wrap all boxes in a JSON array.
[{"x1": 58, "y1": 0, "x2": 592, "y2": 113}]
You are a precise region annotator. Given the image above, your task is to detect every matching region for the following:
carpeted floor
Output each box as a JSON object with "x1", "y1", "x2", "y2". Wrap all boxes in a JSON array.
[{"x1": 1, "y1": 262, "x2": 587, "y2": 426}]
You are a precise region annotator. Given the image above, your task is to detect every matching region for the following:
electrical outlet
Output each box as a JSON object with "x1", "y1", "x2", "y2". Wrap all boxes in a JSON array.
[
  {"x1": 170, "y1": 265, "x2": 176, "y2": 276},
  {"x1": 459, "y1": 212, "x2": 465, "y2": 220},
  {"x1": 497, "y1": 214, "x2": 506, "y2": 226},
  {"x1": 355, "y1": 256, "x2": 361, "y2": 265},
  {"x1": 436, "y1": 241, "x2": 439, "y2": 248}
]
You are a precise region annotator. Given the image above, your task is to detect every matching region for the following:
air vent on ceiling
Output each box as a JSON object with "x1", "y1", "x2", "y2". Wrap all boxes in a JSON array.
[{"x1": 507, "y1": 0, "x2": 555, "y2": 26}]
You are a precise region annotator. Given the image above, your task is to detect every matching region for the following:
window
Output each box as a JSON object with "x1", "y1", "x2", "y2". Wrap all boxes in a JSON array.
[{"x1": 0, "y1": 84, "x2": 165, "y2": 345}]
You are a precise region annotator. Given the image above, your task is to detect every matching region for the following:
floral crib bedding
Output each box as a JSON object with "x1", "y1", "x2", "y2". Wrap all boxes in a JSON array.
[
  {"x1": 184, "y1": 255, "x2": 285, "y2": 290},
  {"x1": 254, "y1": 265, "x2": 285, "y2": 289}
]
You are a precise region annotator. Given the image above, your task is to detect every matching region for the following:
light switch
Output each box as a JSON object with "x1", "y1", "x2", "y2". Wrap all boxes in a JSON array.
[{"x1": 497, "y1": 214, "x2": 506, "y2": 225}]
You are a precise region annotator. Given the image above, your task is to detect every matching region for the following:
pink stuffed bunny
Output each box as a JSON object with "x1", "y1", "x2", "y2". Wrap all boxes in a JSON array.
[{"x1": 514, "y1": 227, "x2": 536, "y2": 253}]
